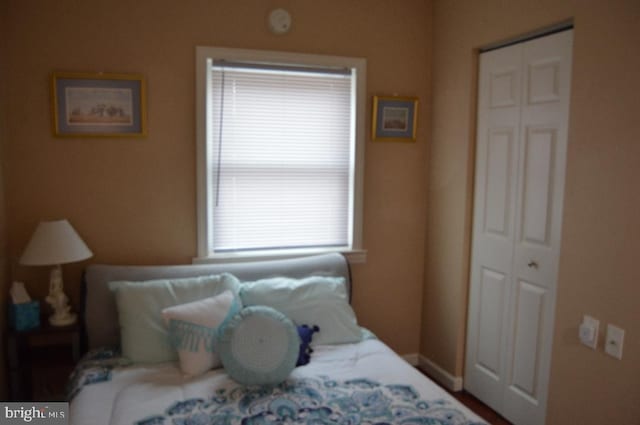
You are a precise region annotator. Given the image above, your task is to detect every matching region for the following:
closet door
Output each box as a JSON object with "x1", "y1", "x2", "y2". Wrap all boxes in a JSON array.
[
  {"x1": 465, "y1": 42, "x2": 521, "y2": 412},
  {"x1": 465, "y1": 30, "x2": 573, "y2": 425}
]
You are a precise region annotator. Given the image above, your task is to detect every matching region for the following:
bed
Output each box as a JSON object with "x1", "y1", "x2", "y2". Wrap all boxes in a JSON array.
[{"x1": 69, "y1": 253, "x2": 487, "y2": 425}]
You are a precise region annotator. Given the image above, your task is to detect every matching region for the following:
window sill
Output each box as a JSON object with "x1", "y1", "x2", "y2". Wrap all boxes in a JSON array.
[{"x1": 192, "y1": 248, "x2": 367, "y2": 265}]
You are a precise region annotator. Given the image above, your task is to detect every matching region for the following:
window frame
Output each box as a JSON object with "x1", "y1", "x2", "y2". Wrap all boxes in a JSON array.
[{"x1": 195, "y1": 46, "x2": 367, "y2": 264}]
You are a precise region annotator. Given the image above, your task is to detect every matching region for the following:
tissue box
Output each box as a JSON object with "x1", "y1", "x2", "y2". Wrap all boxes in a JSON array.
[{"x1": 9, "y1": 300, "x2": 40, "y2": 331}]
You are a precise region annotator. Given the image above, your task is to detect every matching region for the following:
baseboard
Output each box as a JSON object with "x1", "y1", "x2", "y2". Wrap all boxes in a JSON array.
[
  {"x1": 418, "y1": 355, "x2": 464, "y2": 392},
  {"x1": 401, "y1": 353, "x2": 419, "y2": 366}
]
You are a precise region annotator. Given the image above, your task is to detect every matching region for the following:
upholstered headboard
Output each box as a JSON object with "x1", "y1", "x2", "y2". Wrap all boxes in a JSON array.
[{"x1": 81, "y1": 253, "x2": 351, "y2": 350}]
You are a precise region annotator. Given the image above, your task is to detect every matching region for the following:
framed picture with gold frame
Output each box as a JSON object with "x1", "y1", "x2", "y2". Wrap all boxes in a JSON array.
[
  {"x1": 371, "y1": 95, "x2": 418, "y2": 142},
  {"x1": 51, "y1": 72, "x2": 147, "y2": 137}
]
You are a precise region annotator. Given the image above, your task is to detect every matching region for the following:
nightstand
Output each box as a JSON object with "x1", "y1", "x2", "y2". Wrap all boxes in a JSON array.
[{"x1": 6, "y1": 321, "x2": 81, "y2": 401}]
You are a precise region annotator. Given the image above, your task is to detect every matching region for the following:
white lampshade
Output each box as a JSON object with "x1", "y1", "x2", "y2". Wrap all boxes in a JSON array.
[{"x1": 20, "y1": 219, "x2": 93, "y2": 266}]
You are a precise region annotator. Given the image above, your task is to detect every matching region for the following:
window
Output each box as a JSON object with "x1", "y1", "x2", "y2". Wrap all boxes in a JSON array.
[{"x1": 195, "y1": 47, "x2": 366, "y2": 262}]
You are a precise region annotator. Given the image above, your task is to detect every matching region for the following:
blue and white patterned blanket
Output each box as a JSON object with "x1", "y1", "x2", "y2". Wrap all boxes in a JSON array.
[
  {"x1": 135, "y1": 375, "x2": 485, "y2": 425},
  {"x1": 67, "y1": 346, "x2": 131, "y2": 401},
  {"x1": 68, "y1": 341, "x2": 487, "y2": 425}
]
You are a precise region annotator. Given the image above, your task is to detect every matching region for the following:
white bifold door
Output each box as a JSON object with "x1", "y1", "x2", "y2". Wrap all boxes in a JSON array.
[{"x1": 465, "y1": 30, "x2": 573, "y2": 425}]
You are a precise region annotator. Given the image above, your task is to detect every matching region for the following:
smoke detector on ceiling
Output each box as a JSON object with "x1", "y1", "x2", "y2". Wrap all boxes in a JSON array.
[{"x1": 268, "y1": 8, "x2": 292, "y2": 35}]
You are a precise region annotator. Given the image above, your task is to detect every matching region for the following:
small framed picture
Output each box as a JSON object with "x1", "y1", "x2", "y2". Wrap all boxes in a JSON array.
[
  {"x1": 51, "y1": 72, "x2": 147, "y2": 137},
  {"x1": 371, "y1": 95, "x2": 419, "y2": 142}
]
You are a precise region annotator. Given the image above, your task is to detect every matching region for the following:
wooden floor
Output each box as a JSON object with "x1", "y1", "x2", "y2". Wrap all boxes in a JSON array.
[
  {"x1": 417, "y1": 367, "x2": 513, "y2": 425},
  {"x1": 449, "y1": 390, "x2": 513, "y2": 425}
]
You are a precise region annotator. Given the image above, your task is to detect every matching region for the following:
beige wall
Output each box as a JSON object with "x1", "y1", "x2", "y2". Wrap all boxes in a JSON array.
[
  {"x1": 10, "y1": 0, "x2": 637, "y2": 420},
  {"x1": 3, "y1": 0, "x2": 431, "y2": 355},
  {"x1": 423, "y1": 0, "x2": 640, "y2": 423}
]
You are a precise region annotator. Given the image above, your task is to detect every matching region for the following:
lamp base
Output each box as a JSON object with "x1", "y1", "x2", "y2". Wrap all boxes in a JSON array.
[
  {"x1": 46, "y1": 265, "x2": 77, "y2": 327},
  {"x1": 49, "y1": 312, "x2": 77, "y2": 327}
]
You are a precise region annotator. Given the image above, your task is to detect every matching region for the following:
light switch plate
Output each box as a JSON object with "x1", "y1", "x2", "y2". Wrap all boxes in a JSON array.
[
  {"x1": 605, "y1": 324, "x2": 624, "y2": 360},
  {"x1": 579, "y1": 315, "x2": 599, "y2": 349}
]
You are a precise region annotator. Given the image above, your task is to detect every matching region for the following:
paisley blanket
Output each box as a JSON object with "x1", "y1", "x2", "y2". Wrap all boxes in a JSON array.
[
  {"x1": 69, "y1": 340, "x2": 487, "y2": 425},
  {"x1": 136, "y1": 376, "x2": 484, "y2": 425},
  {"x1": 67, "y1": 346, "x2": 131, "y2": 401}
]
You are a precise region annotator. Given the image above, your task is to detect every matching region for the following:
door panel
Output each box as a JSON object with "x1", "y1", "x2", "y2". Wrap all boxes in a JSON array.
[
  {"x1": 490, "y1": 68, "x2": 519, "y2": 108},
  {"x1": 504, "y1": 31, "x2": 572, "y2": 425},
  {"x1": 476, "y1": 268, "x2": 507, "y2": 377},
  {"x1": 484, "y1": 129, "x2": 515, "y2": 237},
  {"x1": 465, "y1": 41, "x2": 522, "y2": 413},
  {"x1": 510, "y1": 280, "x2": 546, "y2": 398},
  {"x1": 528, "y1": 59, "x2": 561, "y2": 104},
  {"x1": 521, "y1": 127, "x2": 555, "y2": 246}
]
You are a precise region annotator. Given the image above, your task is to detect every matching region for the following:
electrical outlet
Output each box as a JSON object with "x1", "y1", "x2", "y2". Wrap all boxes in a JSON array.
[
  {"x1": 605, "y1": 324, "x2": 625, "y2": 360},
  {"x1": 579, "y1": 315, "x2": 599, "y2": 349}
]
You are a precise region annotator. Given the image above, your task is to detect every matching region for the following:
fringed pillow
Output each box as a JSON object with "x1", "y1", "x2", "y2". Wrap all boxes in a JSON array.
[{"x1": 162, "y1": 290, "x2": 241, "y2": 376}]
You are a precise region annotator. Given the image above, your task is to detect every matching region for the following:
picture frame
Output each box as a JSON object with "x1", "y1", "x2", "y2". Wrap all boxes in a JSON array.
[
  {"x1": 51, "y1": 72, "x2": 147, "y2": 137},
  {"x1": 371, "y1": 95, "x2": 419, "y2": 142}
]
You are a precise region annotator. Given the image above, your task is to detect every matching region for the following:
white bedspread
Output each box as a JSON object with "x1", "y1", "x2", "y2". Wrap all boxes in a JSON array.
[{"x1": 70, "y1": 339, "x2": 486, "y2": 425}]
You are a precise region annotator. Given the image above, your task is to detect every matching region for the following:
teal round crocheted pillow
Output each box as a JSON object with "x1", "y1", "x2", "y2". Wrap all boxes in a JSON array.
[{"x1": 217, "y1": 305, "x2": 299, "y2": 386}]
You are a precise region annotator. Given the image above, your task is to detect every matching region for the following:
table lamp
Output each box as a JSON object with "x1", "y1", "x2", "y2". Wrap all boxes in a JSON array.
[{"x1": 19, "y1": 219, "x2": 93, "y2": 326}]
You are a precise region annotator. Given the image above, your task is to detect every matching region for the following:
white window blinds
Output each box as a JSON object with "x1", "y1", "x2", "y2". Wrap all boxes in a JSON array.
[{"x1": 207, "y1": 61, "x2": 355, "y2": 253}]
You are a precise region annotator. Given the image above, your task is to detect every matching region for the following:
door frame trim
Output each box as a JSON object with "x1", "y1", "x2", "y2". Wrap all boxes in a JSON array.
[{"x1": 480, "y1": 20, "x2": 573, "y2": 53}]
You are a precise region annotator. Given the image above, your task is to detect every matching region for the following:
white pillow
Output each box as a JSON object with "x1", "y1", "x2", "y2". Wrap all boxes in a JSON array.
[
  {"x1": 239, "y1": 276, "x2": 361, "y2": 346},
  {"x1": 162, "y1": 290, "x2": 241, "y2": 376}
]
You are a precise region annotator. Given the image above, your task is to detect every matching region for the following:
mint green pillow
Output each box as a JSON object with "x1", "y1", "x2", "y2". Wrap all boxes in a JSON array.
[
  {"x1": 217, "y1": 306, "x2": 299, "y2": 386},
  {"x1": 239, "y1": 276, "x2": 362, "y2": 346},
  {"x1": 109, "y1": 273, "x2": 241, "y2": 363}
]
